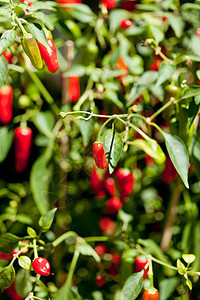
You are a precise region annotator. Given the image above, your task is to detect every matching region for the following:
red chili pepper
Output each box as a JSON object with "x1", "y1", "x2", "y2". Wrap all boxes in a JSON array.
[
  {"x1": 111, "y1": 253, "x2": 121, "y2": 265},
  {"x1": 0, "y1": 252, "x2": 13, "y2": 260},
  {"x1": 104, "y1": 177, "x2": 116, "y2": 196},
  {"x1": 141, "y1": 289, "x2": 159, "y2": 300},
  {"x1": 162, "y1": 154, "x2": 178, "y2": 183},
  {"x1": 0, "y1": 85, "x2": 13, "y2": 125},
  {"x1": 134, "y1": 256, "x2": 149, "y2": 279},
  {"x1": 100, "y1": 0, "x2": 116, "y2": 10},
  {"x1": 90, "y1": 166, "x2": 104, "y2": 194},
  {"x1": 196, "y1": 28, "x2": 200, "y2": 37},
  {"x1": 107, "y1": 264, "x2": 119, "y2": 276},
  {"x1": 56, "y1": 0, "x2": 81, "y2": 3},
  {"x1": 32, "y1": 257, "x2": 50, "y2": 276},
  {"x1": 117, "y1": 56, "x2": 129, "y2": 81},
  {"x1": 116, "y1": 168, "x2": 134, "y2": 200},
  {"x1": 68, "y1": 76, "x2": 80, "y2": 102},
  {"x1": 38, "y1": 38, "x2": 59, "y2": 73},
  {"x1": 93, "y1": 142, "x2": 108, "y2": 169},
  {"x1": 120, "y1": 19, "x2": 133, "y2": 29},
  {"x1": 105, "y1": 197, "x2": 122, "y2": 215},
  {"x1": 95, "y1": 274, "x2": 106, "y2": 287},
  {"x1": 95, "y1": 244, "x2": 107, "y2": 256},
  {"x1": 149, "y1": 58, "x2": 162, "y2": 71},
  {"x1": 5, "y1": 281, "x2": 24, "y2": 300},
  {"x1": 2, "y1": 50, "x2": 13, "y2": 63},
  {"x1": 99, "y1": 217, "x2": 116, "y2": 235},
  {"x1": 20, "y1": 0, "x2": 32, "y2": 5},
  {"x1": 14, "y1": 127, "x2": 32, "y2": 173},
  {"x1": 120, "y1": 0, "x2": 136, "y2": 11}
]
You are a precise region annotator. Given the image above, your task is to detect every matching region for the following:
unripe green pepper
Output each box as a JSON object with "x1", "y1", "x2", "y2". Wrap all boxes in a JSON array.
[{"x1": 21, "y1": 34, "x2": 43, "y2": 70}]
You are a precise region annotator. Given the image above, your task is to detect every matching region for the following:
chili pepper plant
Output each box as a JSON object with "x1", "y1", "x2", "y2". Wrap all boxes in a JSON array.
[{"x1": 0, "y1": 0, "x2": 200, "y2": 299}]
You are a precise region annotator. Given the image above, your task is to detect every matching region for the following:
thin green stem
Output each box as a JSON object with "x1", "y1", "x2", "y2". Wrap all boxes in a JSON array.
[
  {"x1": 33, "y1": 239, "x2": 38, "y2": 259},
  {"x1": 149, "y1": 98, "x2": 175, "y2": 122},
  {"x1": 97, "y1": 117, "x2": 113, "y2": 140},
  {"x1": 63, "y1": 249, "x2": 80, "y2": 297},
  {"x1": 84, "y1": 236, "x2": 109, "y2": 242},
  {"x1": 52, "y1": 231, "x2": 77, "y2": 248},
  {"x1": 21, "y1": 61, "x2": 59, "y2": 115},
  {"x1": 15, "y1": 17, "x2": 27, "y2": 35}
]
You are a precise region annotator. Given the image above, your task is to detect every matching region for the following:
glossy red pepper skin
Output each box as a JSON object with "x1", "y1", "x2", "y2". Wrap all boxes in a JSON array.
[
  {"x1": 95, "y1": 244, "x2": 107, "y2": 256},
  {"x1": 93, "y1": 142, "x2": 108, "y2": 169},
  {"x1": 38, "y1": 38, "x2": 59, "y2": 73},
  {"x1": 68, "y1": 76, "x2": 80, "y2": 102},
  {"x1": 2, "y1": 50, "x2": 13, "y2": 63},
  {"x1": 5, "y1": 281, "x2": 24, "y2": 300},
  {"x1": 95, "y1": 274, "x2": 106, "y2": 287},
  {"x1": 149, "y1": 58, "x2": 162, "y2": 71},
  {"x1": 0, "y1": 85, "x2": 13, "y2": 125},
  {"x1": 162, "y1": 154, "x2": 178, "y2": 183},
  {"x1": 100, "y1": 0, "x2": 116, "y2": 10},
  {"x1": 104, "y1": 177, "x2": 116, "y2": 196},
  {"x1": 141, "y1": 289, "x2": 159, "y2": 300},
  {"x1": 90, "y1": 166, "x2": 104, "y2": 193},
  {"x1": 111, "y1": 253, "x2": 121, "y2": 265},
  {"x1": 120, "y1": 19, "x2": 133, "y2": 29},
  {"x1": 14, "y1": 127, "x2": 32, "y2": 173},
  {"x1": 134, "y1": 256, "x2": 149, "y2": 279},
  {"x1": 99, "y1": 217, "x2": 116, "y2": 235},
  {"x1": 106, "y1": 197, "x2": 122, "y2": 215},
  {"x1": 116, "y1": 168, "x2": 134, "y2": 200},
  {"x1": 56, "y1": 0, "x2": 81, "y2": 3},
  {"x1": 32, "y1": 257, "x2": 50, "y2": 276}
]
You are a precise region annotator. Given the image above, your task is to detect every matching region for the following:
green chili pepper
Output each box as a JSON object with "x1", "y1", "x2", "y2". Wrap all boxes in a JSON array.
[{"x1": 21, "y1": 34, "x2": 43, "y2": 70}]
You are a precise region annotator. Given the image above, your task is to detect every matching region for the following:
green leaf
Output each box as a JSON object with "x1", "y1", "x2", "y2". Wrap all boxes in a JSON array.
[
  {"x1": 159, "y1": 277, "x2": 180, "y2": 300},
  {"x1": 156, "y1": 63, "x2": 176, "y2": 86},
  {"x1": 109, "y1": 9, "x2": 129, "y2": 33},
  {"x1": 186, "y1": 278, "x2": 192, "y2": 290},
  {"x1": 0, "y1": 265, "x2": 15, "y2": 292},
  {"x1": 101, "y1": 69, "x2": 126, "y2": 81},
  {"x1": 196, "y1": 70, "x2": 200, "y2": 80},
  {"x1": 121, "y1": 271, "x2": 144, "y2": 300},
  {"x1": 32, "y1": 1, "x2": 56, "y2": 11},
  {"x1": 149, "y1": 24, "x2": 164, "y2": 43},
  {"x1": 0, "y1": 30, "x2": 16, "y2": 55},
  {"x1": 39, "y1": 208, "x2": 57, "y2": 232},
  {"x1": 168, "y1": 13, "x2": 184, "y2": 38},
  {"x1": 18, "y1": 256, "x2": 31, "y2": 270},
  {"x1": 16, "y1": 214, "x2": 33, "y2": 225},
  {"x1": 66, "y1": 4, "x2": 96, "y2": 23},
  {"x1": 0, "y1": 8, "x2": 10, "y2": 18},
  {"x1": 122, "y1": 54, "x2": 144, "y2": 75},
  {"x1": 0, "y1": 55, "x2": 8, "y2": 88},
  {"x1": 162, "y1": 132, "x2": 189, "y2": 188},
  {"x1": 127, "y1": 71, "x2": 158, "y2": 107},
  {"x1": 182, "y1": 254, "x2": 196, "y2": 264},
  {"x1": 27, "y1": 23, "x2": 50, "y2": 50},
  {"x1": 79, "y1": 118, "x2": 94, "y2": 146},
  {"x1": 77, "y1": 240, "x2": 100, "y2": 263},
  {"x1": 177, "y1": 259, "x2": 186, "y2": 275},
  {"x1": 181, "y1": 3, "x2": 200, "y2": 10},
  {"x1": 182, "y1": 87, "x2": 200, "y2": 99},
  {"x1": 65, "y1": 64, "x2": 86, "y2": 77},
  {"x1": 27, "y1": 227, "x2": 37, "y2": 238},
  {"x1": 131, "y1": 139, "x2": 166, "y2": 164},
  {"x1": 30, "y1": 143, "x2": 54, "y2": 214},
  {"x1": 1, "y1": 233, "x2": 21, "y2": 243},
  {"x1": 103, "y1": 89, "x2": 124, "y2": 110},
  {"x1": 103, "y1": 129, "x2": 123, "y2": 174},
  {"x1": 15, "y1": 269, "x2": 32, "y2": 298},
  {"x1": 33, "y1": 111, "x2": 55, "y2": 138},
  {"x1": 0, "y1": 126, "x2": 14, "y2": 163}
]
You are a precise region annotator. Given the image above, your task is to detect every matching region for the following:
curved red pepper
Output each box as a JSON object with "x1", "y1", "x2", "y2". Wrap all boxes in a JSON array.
[
  {"x1": 104, "y1": 177, "x2": 116, "y2": 196},
  {"x1": 116, "y1": 168, "x2": 134, "y2": 201},
  {"x1": 5, "y1": 281, "x2": 24, "y2": 300},
  {"x1": 68, "y1": 76, "x2": 80, "y2": 102},
  {"x1": 120, "y1": 19, "x2": 133, "y2": 29},
  {"x1": 0, "y1": 85, "x2": 13, "y2": 125},
  {"x1": 90, "y1": 166, "x2": 104, "y2": 193},
  {"x1": 2, "y1": 50, "x2": 13, "y2": 63},
  {"x1": 93, "y1": 142, "x2": 108, "y2": 169},
  {"x1": 14, "y1": 127, "x2": 32, "y2": 173},
  {"x1": 134, "y1": 256, "x2": 149, "y2": 279},
  {"x1": 100, "y1": 0, "x2": 116, "y2": 10},
  {"x1": 38, "y1": 38, "x2": 59, "y2": 73},
  {"x1": 32, "y1": 257, "x2": 50, "y2": 276},
  {"x1": 105, "y1": 197, "x2": 122, "y2": 215}
]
